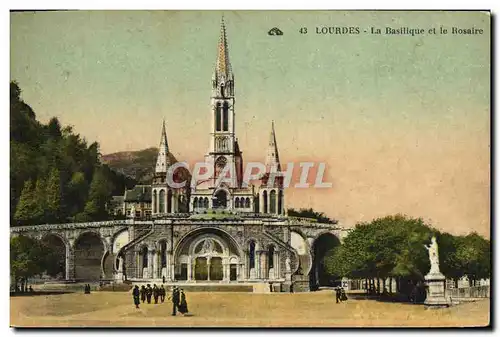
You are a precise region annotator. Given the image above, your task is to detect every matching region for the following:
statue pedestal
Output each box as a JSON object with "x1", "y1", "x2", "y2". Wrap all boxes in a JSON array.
[
  {"x1": 424, "y1": 271, "x2": 450, "y2": 309},
  {"x1": 114, "y1": 272, "x2": 124, "y2": 284}
]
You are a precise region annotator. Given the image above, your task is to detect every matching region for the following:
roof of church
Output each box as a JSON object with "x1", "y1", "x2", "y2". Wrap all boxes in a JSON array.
[
  {"x1": 265, "y1": 121, "x2": 281, "y2": 172},
  {"x1": 124, "y1": 185, "x2": 152, "y2": 202},
  {"x1": 215, "y1": 17, "x2": 232, "y2": 78},
  {"x1": 155, "y1": 119, "x2": 171, "y2": 174}
]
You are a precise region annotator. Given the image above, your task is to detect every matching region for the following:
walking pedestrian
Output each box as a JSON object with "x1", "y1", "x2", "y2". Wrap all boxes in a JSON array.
[
  {"x1": 146, "y1": 284, "x2": 153, "y2": 304},
  {"x1": 178, "y1": 289, "x2": 189, "y2": 315},
  {"x1": 140, "y1": 285, "x2": 146, "y2": 303},
  {"x1": 170, "y1": 286, "x2": 180, "y2": 316},
  {"x1": 133, "y1": 285, "x2": 140, "y2": 309},
  {"x1": 153, "y1": 284, "x2": 159, "y2": 304},
  {"x1": 160, "y1": 285, "x2": 166, "y2": 303}
]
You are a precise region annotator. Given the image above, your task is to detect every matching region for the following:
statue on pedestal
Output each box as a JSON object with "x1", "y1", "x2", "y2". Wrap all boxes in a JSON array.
[
  {"x1": 285, "y1": 256, "x2": 291, "y2": 273},
  {"x1": 425, "y1": 236, "x2": 440, "y2": 274}
]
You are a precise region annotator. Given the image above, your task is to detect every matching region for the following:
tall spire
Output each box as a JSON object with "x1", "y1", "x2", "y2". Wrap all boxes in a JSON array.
[
  {"x1": 215, "y1": 16, "x2": 232, "y2": 79},
  {"x1": 265, "y1": 121, "x2": 281, "y2": 172},
  {"x1": 155, "y1": 119, "x2": 171, "y2": 173}
]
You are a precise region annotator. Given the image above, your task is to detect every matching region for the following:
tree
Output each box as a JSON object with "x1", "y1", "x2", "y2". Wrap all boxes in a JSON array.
[
  {"x1": 287, "y1": 208, "x2": 337, "y2": 224},
  {"x1": 10, "y1": 81, "x2": 136, "y2": 226},
  {"x1": 45, "y1": 168, "x2": 62, "y2": 222},
  {"x1": 10, "y1": 236, "x2": 48, "y2": 291},
  {"x1": 324, "y1": 214, "x2": 433, "y2": 294},
  {"x1": 79, "y1": 167, "x2": 113, "y2": 221},
  {"x1": 455, "y1": 233, "x2": 490, "y2": 286},
  {"x1": 14, "y1": 180, "x2": 36, "y2": 225}
]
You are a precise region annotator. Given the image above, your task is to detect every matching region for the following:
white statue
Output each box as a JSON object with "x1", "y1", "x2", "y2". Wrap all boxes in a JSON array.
[
  {"x1": 117, "y1": 256, "x2": 124, "y2": 272},
  {"x1": 285, "y1": 256, "x2": 291, "y2": 272},
  {"x1": 425, "y1": 236, "x2": 440, "y2": 273}
]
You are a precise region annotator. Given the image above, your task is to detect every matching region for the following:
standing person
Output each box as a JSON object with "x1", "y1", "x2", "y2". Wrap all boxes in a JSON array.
[
  {"x1": 335, "y1": 287, "x2": 341, "y2": 303},
  {"x1": 160, "y1": 285, "x2": 166, "y2": 303},
  {"x1": 153, "y1": 284, "x2": 159, "y2": 304},
  {"x1": 162, "y1": 276, "x2": 166, "y2": 284},
  {"x1": 171, "y1": 286, "x2": 180, "y2": 316},
  {"x1": 132, "y1": 285, "x2": 140, "y2": 309},
  {"x1": 146, "y1": 284, "x2": 153, "y2": 304},
  {"x1": 341, "y1": 287, "x2": 348, "y2": 302},
  {"x1": 178, "y1": 289, "x2": 189, "y2": 315},
  {"x1": 140, "y1": 285, "x2": 146, "y2": 303}
]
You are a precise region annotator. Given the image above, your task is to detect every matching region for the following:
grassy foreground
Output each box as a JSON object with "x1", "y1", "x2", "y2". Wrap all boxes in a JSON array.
[{"x1": 10, "y1": 290, "x2": 490, "y2": 328}]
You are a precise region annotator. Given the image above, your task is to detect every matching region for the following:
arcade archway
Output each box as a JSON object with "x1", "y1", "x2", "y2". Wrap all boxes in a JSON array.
[
  {"x1": 41, "y1": 234, "x2": 66, "y2": 279},
  {"x1": 174, "y1": 228, "x2": 241, "y2": 281},
  {"x1": 74, "y1": 232, "x2": 105, "y2": 280},
  {"x1": 310, "y1": 233, "x2": 341, "y2": 290}
]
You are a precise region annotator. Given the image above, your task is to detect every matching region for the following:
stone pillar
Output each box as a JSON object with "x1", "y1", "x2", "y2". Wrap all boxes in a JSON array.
[
  {"x1": 223, "y1": 262, "x2": 229, "y2": 282},
  {"x1": 187, "y1": 259, "x2": 192, "y2": 281},
  {"x1": 65, "y1": 240, "x2": 75, "y2": 280},
  {"x1": 148, "y1": 250, "x2": 154, "y2": 279},
  {"x1": 254, "y1": 252, "x2": 260, "y2": 279},
  {"x1": 261, "y1": 252, "x2": 268, "y2": 279},
  {"x1": 152, "y1": 250, "x2": 158, "y2": 279},
  {"x1": 135, "y1": 250, "x2": 140, "y2": 278},
  {"x1": 164, "y1": 249, "x2": 169, "y2": 279},
  {"x1": 259, "y1": 192, "x2": 264, "y2": 214},
  {"x1": 275, "y1": 251, "x2": 280, "y2": 279},
  {"x1": 207, "y1": 257, "x2": 211, "y2": 281}
]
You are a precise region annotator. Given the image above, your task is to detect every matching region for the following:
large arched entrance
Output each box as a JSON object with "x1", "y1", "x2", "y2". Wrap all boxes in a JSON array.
[
  {"x1": 174, "y1": 228, "x2": 241, "y2": 282},
  {"x1": 74, "y1": 232, "x2": 105, "y2": 280},
  {"x1": 310, "y1": 233, "x2": 341, "y2": 290},
  {"x1": 41, "y1": 234, "x2": 66, "y2": 279}
]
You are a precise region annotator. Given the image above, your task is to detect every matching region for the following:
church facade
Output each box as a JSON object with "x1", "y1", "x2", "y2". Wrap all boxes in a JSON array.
[{"x1": 11, "y1": 20, "x2": 347, "y2": 292}]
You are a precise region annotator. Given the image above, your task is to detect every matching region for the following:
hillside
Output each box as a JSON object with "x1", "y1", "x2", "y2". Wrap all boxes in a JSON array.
[
  {"x1": 102, "y1": 148, "x2": 183, "y2": 184},
  {"x1": 101, "y1": 147, "x2": 157, "y2": 184}
]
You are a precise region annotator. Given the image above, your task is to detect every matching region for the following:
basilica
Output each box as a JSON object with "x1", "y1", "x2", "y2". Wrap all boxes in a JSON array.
[{"x1": 11, "y1": 19, "x2": 346, "y2": 292}]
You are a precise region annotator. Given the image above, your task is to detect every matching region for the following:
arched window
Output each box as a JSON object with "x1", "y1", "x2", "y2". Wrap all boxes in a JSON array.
[
  {"x1": 268, "y1": 245, "x2": 275, "y2": 269},
  {"x1": 216, "y1": 103, "x2": 222, "y2": 131},
  {"x1": 160, "y1": 241, "x2": 167, "y2": 267},
  {"x1": 141, "y1": 246, "x2": 148, "y2": 268},
  {"x1": 249, "y1": 241, "x2": 256, "y2": 269},
  {"x1": 214, "y1": 190, "x2": 227, "y2": 208},
  {"x1": 263, "y1": 190, "x2": 268, "y2": 213},
  {"x1": 153, "y1": 190, "x2": 157, "y2": 213},
  {"x1": 193, "y1": 197, "x2": 198, "y2": 209},
  {"x1": 245, "y1": 197, "x2": 251, "y2": 208},
  {"x1": 159, "y1": 190, "x2": 165, "y2": 213},
  {"x1": 222, "y1": 102, "x2": 229, "y2": 131},
  {"x1": 167, "y1": 189, "x2": 173, "y2": 213},
  {"x1": 204, "y1": 197, "x2": 209, "y2": 208},
  {"x1": 278, "y1": 190, "x2": 283, "y2": 215},
  {"x1": 235, "y1": 197, "x2": 240, "y2": 208},
  {"x1": 270, "y1": 190, "x2": 277, "y2": 214}
]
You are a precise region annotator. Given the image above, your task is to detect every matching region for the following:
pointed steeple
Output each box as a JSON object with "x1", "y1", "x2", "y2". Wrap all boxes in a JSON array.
[
  {"x1": 215, "y1": 16, "x2": 233, "y2": 80},
  {"x1": 155, "y1": 119, "x2": 171, "y2": 173},
  {"x1": 265, "y1": 121, "x2": 281, "y2": 172}
]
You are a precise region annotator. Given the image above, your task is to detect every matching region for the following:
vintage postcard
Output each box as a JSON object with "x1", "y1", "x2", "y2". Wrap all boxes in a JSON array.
[{"x1": 9, "y1": 10, "x2": 490, "y2": 328}]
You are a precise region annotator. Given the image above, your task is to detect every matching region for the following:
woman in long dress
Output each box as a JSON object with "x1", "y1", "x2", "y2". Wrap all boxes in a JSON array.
[
  {"x1": 178, "y1": 289, "x2": 189, "y2": 315},
  {"x1": 132, "y1": 285, "x2": 140, "y2": 309}
]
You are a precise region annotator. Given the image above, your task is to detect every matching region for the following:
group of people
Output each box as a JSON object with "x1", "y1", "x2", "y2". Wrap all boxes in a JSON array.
[
  {"x1": 334, "y1": 287, "x2": 348, "y2": 303},
  {"x1": 84, "y1": 284, "x2": 92, "y2": 294},
  {"x1": 132, "y1": 284, "x2": 188, "y2": 316},
  {"x1": 137, "y1": 284, "x2": 166, "y2": 304}
]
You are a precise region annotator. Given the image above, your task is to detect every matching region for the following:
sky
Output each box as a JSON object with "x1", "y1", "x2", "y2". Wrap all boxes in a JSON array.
[{"x1": 10, "y1": 11, "x2": 490, "y2": 237}]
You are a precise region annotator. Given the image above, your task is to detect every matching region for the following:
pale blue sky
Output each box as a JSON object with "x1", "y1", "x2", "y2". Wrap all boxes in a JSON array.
[{"x1": 10, "y1": 11, "x2": 490, "y2": 235}]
